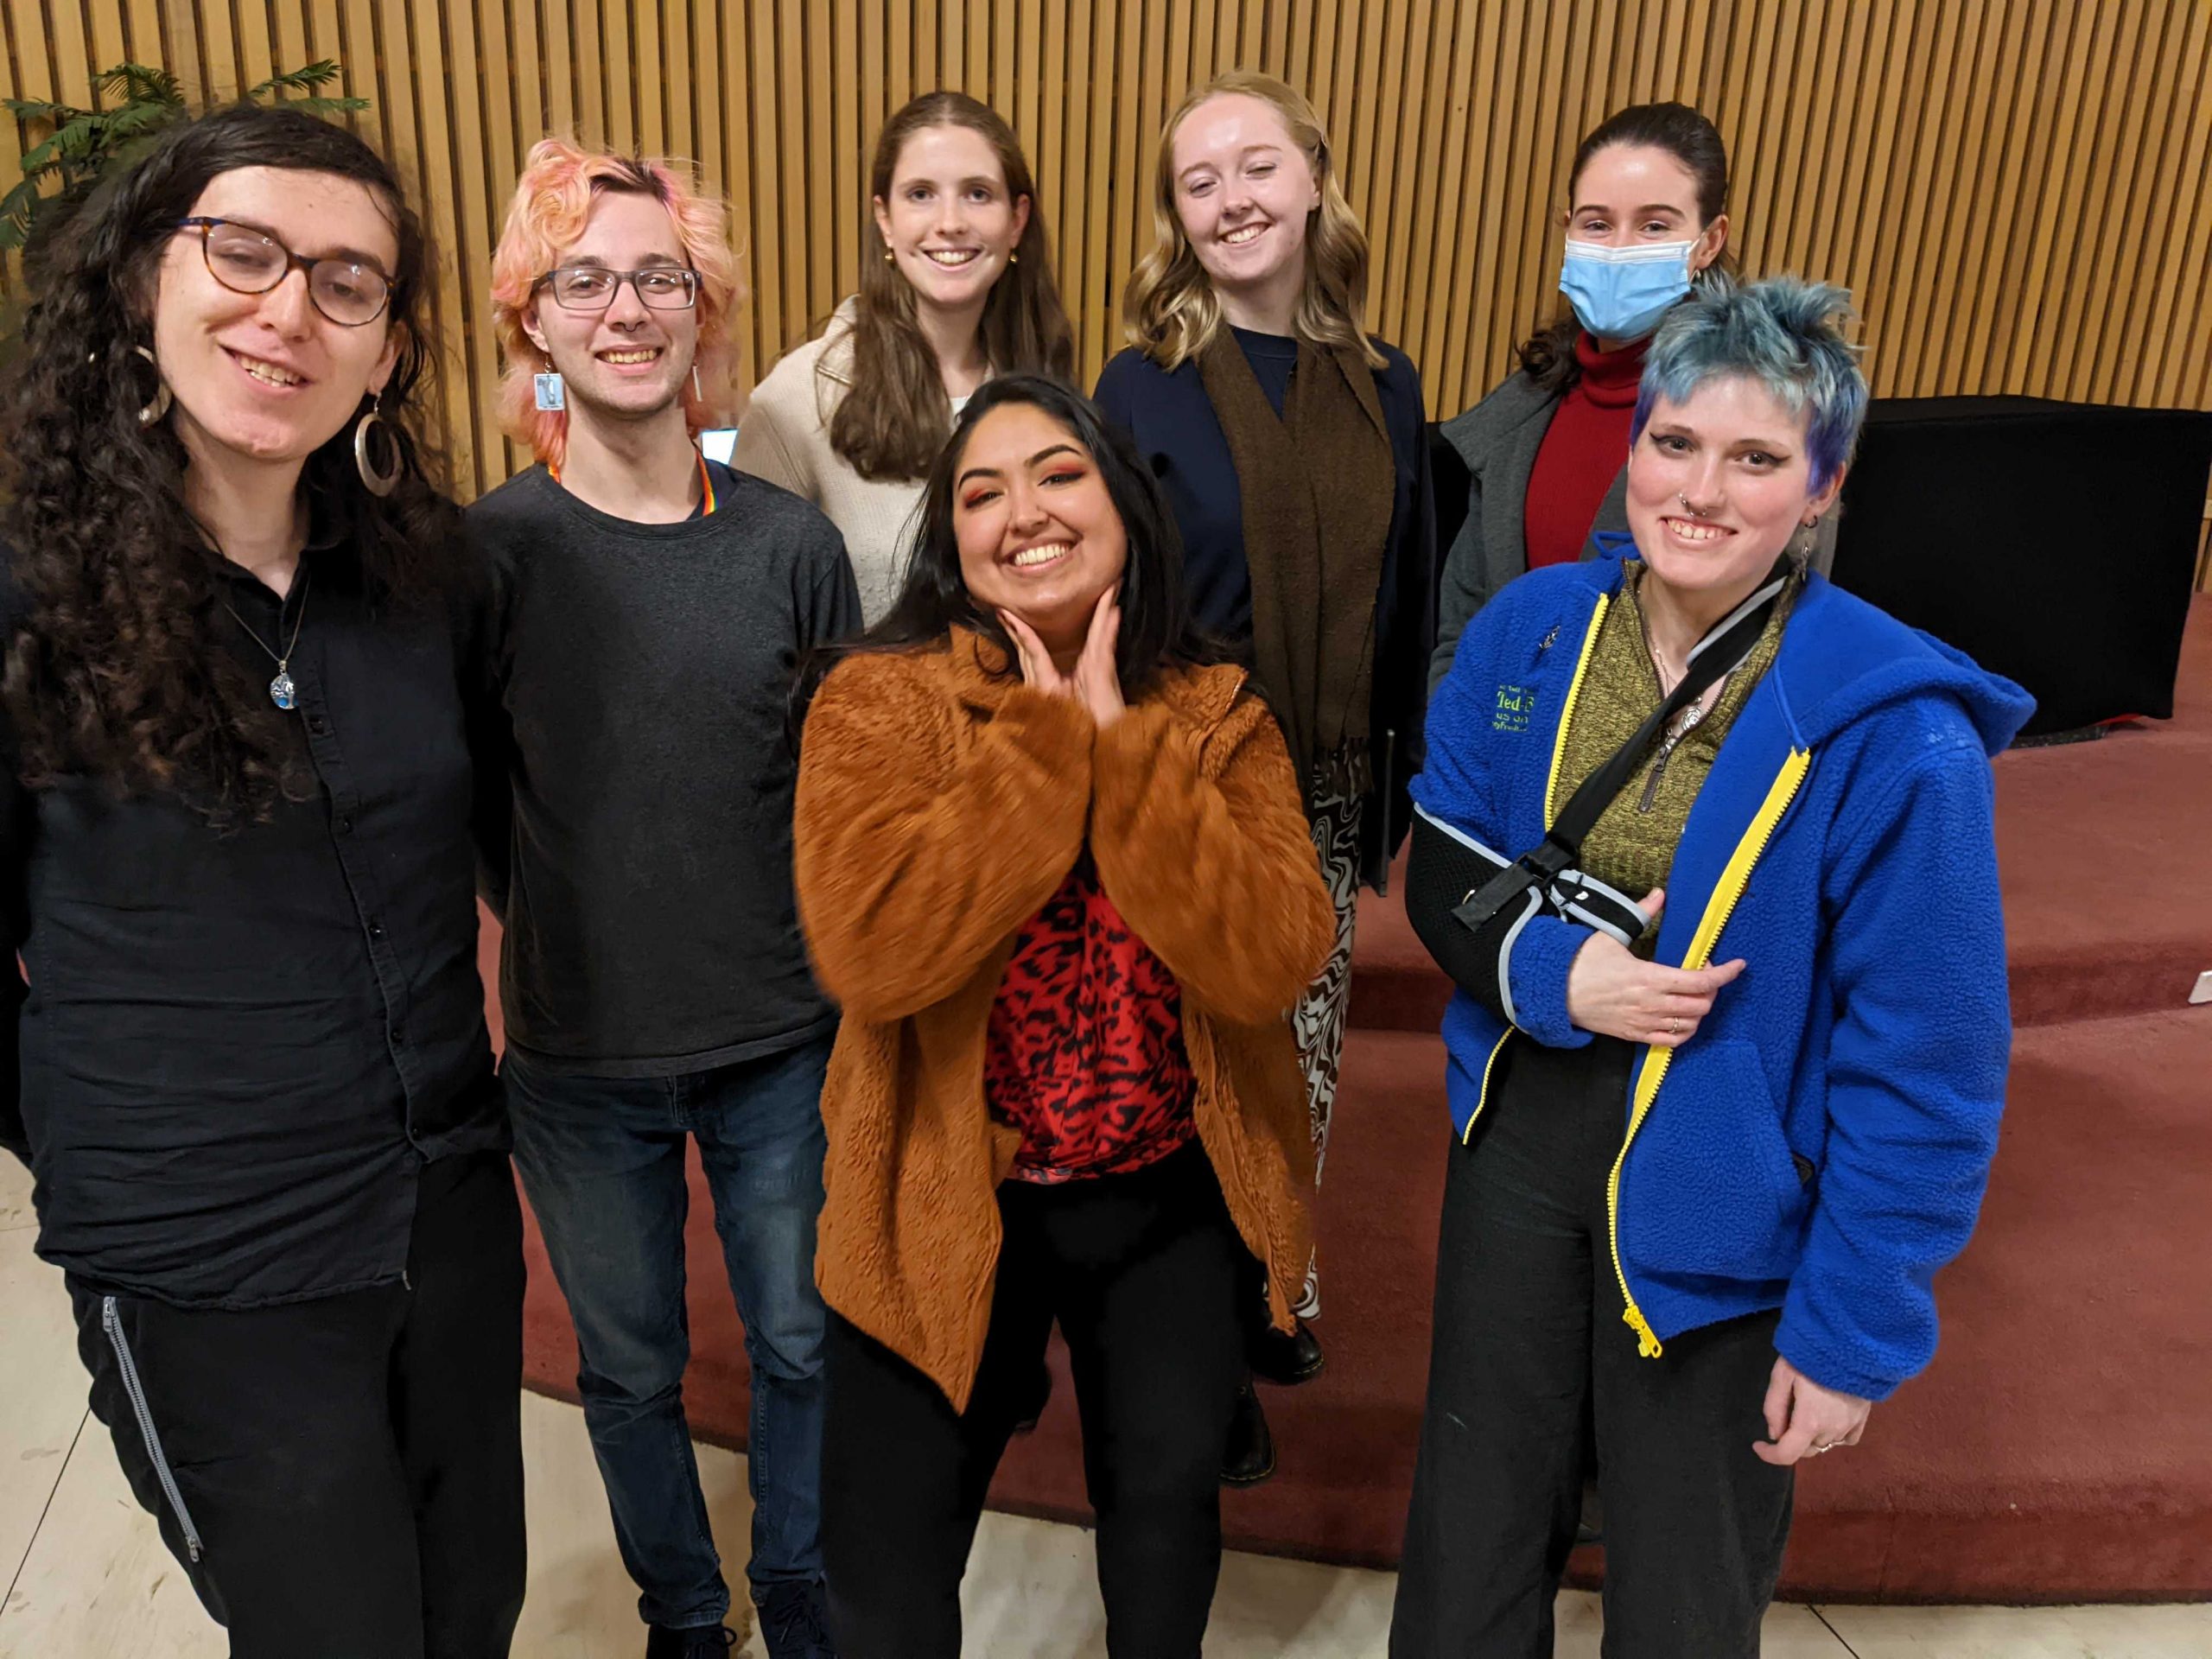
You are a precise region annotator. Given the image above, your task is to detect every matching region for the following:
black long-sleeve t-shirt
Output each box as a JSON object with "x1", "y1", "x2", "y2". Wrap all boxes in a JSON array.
[
  {"x1": 0, "y1": 536, "x2": 508, "y2": 1307},
  {"x1": 467, "y1": 461, "x2": 861, "y2": 1077}
]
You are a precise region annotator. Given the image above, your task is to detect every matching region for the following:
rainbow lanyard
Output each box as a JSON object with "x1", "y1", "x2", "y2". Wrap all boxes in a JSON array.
[{"x1": 550, "y1": 448, "x2": 716, "y2": 517}]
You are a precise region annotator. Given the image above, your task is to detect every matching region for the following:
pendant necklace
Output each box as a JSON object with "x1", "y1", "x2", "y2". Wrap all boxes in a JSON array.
[
  {"x1": 1637, "y1": 597, "x2": 1729, "y2": 813},
  {"x1": 223, "y1": 571, "x2": 312, "y2": 710}
]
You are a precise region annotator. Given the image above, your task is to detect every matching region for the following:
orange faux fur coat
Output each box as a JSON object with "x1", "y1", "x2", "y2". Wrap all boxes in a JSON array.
[{"x1": 792, "y1": 628, "x2": 1336, "y2": 1412}]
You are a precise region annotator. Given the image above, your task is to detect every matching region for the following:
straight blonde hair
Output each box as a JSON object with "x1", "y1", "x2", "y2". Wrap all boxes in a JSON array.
[{"x1": 1122, "y1": 71, "x2": 1385, "y2": 372}]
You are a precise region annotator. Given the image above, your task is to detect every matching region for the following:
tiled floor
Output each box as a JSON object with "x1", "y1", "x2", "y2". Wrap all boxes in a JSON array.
[{"x1": 3, "y1": 1159, "x2": 2205, "y2": 1656}]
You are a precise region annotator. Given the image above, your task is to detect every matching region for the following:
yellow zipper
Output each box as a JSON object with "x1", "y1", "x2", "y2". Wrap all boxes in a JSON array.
[
  {"x1": 1544, "y1": 596, "x2": 1611, "y2": 829},
  {"x1": 1605, "y1": 746, "x2": 1813, "y2": 1357},
  {"x1": 1459, "y1": 1027, "x2": 1516, "y2": 1144}
]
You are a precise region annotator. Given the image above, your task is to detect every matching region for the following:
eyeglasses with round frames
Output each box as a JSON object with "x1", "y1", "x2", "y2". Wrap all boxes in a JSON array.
[
  {"x1": 534, "y1": 266, "x2": 702, "y2": 311},
  {"x1": 175, "y1": 216, "x2": 393, "y2": 327}
]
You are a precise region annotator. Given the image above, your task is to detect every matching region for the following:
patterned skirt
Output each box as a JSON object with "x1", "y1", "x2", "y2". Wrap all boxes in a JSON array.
[{"x1": 1289, "y1": 785, "x2": 1363, "y2": 1318}]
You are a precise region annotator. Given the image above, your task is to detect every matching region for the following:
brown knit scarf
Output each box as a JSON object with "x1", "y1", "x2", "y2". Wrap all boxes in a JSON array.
[{"x1": 1198, "y1": 331, "x2": 1396, "y2": 804}]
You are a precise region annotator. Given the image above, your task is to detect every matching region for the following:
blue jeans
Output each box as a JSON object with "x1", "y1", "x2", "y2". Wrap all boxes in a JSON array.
[{"x1": 505, "y1": 1034, "x2": 832, "y2": 1630}]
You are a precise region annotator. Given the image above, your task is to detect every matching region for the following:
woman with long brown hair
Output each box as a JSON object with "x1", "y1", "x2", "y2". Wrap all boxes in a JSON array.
[
  {"x1": 734, "y1": 91, "x2": 1074, "y2": 622},
  {"x1": 1094, "y1": 68, "x2": 1437, "y2": 1481},
  {"x1": 0, "y1": 105, "x2": 520, "y2": 1656}
]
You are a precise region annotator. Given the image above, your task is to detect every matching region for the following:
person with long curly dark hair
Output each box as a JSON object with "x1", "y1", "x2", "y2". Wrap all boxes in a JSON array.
[{"x1": 0, "y1": 104, "x2": 524, "y2": 1657}]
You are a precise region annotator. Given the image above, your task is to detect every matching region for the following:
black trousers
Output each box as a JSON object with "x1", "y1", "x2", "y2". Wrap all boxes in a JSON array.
[
  {"x1": 821, "y1": 1142, "x2": 1249, "y2": 1659},
  {"x1": 68, "y1": 1149, "x2": 527, "y2": 1659},
  {"x1": 1391, "y1": 1037, "x2": 1793, "y2": 1659}
]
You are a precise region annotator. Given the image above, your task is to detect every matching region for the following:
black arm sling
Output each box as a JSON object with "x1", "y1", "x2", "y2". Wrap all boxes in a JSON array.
[{"x1": 1407, "y1": 560, "x2": 1790, "y2": 1024}]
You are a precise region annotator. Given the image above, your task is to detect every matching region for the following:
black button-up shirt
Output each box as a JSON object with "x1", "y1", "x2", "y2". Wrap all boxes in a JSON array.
[{"x1": 0, "y1": 538, "x2": 507, "y2": 1308}]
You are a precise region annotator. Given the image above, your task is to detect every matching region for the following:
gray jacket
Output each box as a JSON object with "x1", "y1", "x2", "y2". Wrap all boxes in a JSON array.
[{"x1": 1427, "y1": 370, "x2": 1836, "y2": 693}]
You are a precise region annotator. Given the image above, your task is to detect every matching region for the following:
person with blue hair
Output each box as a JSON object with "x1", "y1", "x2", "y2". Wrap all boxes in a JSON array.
[{"x1": 1389, "y1": 276, "x2": 2031, "y2": 1656}]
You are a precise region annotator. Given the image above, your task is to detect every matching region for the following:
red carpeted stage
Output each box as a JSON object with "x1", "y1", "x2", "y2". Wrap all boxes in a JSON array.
[{"x1": 500, "y1": 595, "x2": 2212, "y2": 1605}]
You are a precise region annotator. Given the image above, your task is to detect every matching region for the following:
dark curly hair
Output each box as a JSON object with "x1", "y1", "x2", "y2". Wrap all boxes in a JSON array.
[{"x1": 0, "y1": 103, "x2": 459, "y2": 825}]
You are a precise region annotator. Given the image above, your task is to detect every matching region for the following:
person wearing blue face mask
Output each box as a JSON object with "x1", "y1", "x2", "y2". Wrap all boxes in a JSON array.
[{"x1": 1431, "y1": 104, "x2": 1841, "y2": 690}]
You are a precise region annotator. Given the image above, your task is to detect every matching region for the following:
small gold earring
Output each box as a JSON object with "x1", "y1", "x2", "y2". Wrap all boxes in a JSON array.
[
  {"x1": 1008, "y1": 250, "x2": 1020, "y2": 265},
  {"x1": 884, "y1": 251, "x2": 895, "y2": 264}
]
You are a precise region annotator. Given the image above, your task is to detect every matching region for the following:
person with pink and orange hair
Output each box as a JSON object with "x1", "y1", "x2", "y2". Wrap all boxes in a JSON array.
[
  {"x1": 486, "y1": 140, "x2": 747, "y2": 480},
  {"x1": 470, "y1": 138, "x2": 857, "y2": 1659}
]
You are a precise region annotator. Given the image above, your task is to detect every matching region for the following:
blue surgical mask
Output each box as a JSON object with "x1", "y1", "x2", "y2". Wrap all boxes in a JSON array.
[{"x1": 1558, "y1": 239, "x2": 1697, "y2": 342}]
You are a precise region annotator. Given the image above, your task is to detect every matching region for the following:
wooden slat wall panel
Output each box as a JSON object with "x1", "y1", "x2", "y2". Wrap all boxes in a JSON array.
[{"x1": 3, "y1": 0, "x2": 2209, "y2": 508}]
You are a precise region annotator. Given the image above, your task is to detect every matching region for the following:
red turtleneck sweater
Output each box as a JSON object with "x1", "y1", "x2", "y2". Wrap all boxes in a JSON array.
[{"x1": 1522, "y1": 332, "x2": 1649, "y2": 570}]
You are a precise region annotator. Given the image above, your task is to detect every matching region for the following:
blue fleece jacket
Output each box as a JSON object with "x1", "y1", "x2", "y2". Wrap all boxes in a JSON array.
[{"x1": 1414, "y1": 543, "x2": 2033, "y2": 1401}]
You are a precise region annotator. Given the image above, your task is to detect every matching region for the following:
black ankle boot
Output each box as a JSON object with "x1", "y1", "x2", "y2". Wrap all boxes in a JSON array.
[
  {"x1": 1250, "y1": 1317, "x2": 1325, "y2": 1385},
  {"x1": 1220, "y1": 1377, "x2": 1276, "y2": 1485}
]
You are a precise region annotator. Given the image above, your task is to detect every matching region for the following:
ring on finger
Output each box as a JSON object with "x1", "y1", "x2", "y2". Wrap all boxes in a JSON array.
[{"x1": 1667, "y1": 1018, "x2": 1683, "y2": 1038}]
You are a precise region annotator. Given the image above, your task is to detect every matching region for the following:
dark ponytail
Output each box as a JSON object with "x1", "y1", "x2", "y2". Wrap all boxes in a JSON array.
[{"x1": 1516, "y1": 101, "x2": 1731, "y2": 393}]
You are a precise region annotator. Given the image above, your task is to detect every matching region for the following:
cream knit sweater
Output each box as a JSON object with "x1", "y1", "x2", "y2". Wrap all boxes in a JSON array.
[{"x1": 734, "y1": 298, "x2": 969, "y2": 626}]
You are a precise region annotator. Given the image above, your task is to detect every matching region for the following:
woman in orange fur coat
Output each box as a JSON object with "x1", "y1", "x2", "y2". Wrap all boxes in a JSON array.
[{"x1": 792, "y1": 373, "x2": 1333, "y2": 1658}]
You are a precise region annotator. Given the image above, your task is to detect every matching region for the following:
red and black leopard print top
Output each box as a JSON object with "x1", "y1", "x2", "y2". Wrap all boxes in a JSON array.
[{"x1": 984, "y1": 851, "x2": 1197, "y2": 1184}]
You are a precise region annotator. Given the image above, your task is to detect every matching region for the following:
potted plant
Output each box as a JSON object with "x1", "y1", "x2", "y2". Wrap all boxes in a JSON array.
[{"x1": 3, "y1": 60, "x2": 369, "y2": 251}]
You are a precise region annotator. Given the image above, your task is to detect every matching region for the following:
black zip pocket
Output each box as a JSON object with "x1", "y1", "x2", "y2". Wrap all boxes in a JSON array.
[{"x1": 100, "y1": 1295, "x2": 205, "y2": 1562}]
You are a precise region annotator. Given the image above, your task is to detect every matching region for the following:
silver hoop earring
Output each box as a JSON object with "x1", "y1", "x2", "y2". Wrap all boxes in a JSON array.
[
  {"x1": 692, "y1": 364, "x2": 703, "y2": 402},
  {"x1": 133, "y1": 345, "x2": 172, "y2": 428},
  {"x1": 354, "y1": 404, "x2": 404, "y2": 497}
]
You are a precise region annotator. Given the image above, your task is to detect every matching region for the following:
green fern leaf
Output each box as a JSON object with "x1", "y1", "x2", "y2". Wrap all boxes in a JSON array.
[
  {"x1": 247, "y1": 60, "x2": 346, "y2": 99},
  {"x1": 104, "y1": 101, "x2": 178, "y2": 139},
  {"x1": 2, "y1": 98, "x2": 77, "y2": 124}
]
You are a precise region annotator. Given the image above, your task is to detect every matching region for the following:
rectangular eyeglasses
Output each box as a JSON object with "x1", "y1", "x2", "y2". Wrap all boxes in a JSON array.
[{"x1": 175, "y1": 216, "x2": 392, "y2": 327}]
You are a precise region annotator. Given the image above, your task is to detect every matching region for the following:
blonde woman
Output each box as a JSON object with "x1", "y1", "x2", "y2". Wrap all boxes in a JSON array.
[
  {"x1": 1094, "y1": 69, "x2": 1436, "y2": 1481},
  {"x1": 734, "y1": 92, "x2": 1074, "y2": 622}
]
